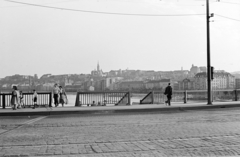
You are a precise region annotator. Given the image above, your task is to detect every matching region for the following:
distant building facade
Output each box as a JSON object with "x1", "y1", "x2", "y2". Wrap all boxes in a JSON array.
[
  {"x1": 235, "y1": 78, "x2": 240, "y2": 89},
  {"x1": 118, "y1": 81, "x2": 145, "y2": 91},
  {"x1": 212, "y1": 71, "x2": 235, "y2": 89},
  {"x1": 199, "y1": 66, "x2": 207, "y2": 72},
  {"x1": 102, "y1": 77, "x2": 123, "y2": 90},
  {"x1": 145, "y1": 79, "x2": 170, "y2": 90},
  {"x1": 190, "y1": 64, "x2": 200, "y2": 75},
  {"x1": 179, "y1": 78, "x2": 195, "y2": 90},
  {"x1": 194, "y1": 71, "x2": 235, "y2": 90},
  {"x1": 190, "y1": 64, "x2": 207, "y2": 76}
]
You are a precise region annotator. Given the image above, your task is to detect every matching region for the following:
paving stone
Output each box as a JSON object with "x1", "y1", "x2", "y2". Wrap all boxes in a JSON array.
[{"x1": 2, "y1": 109, "x2": 240, "y2": 156}]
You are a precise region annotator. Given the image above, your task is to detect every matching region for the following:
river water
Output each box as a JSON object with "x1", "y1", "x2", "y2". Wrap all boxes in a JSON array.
[{"x1": 65, "y1": 93, "x2": 147, "y2": 107}]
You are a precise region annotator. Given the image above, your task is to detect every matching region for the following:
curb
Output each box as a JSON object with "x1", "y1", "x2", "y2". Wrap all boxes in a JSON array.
[{"x1": 0, "y1": 103, "x2": 240, "y2": 116}]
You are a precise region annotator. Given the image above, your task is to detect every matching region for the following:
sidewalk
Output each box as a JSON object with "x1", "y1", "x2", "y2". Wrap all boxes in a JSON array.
[{"x1": 0, "y1": 101, "x2": 240, "y2": 116}]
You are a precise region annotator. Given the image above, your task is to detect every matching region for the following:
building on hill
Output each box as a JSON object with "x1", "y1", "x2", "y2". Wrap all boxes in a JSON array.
[
  {"x1": 18, "y1": 82, "x2": 31, "y2": 90},
  {"x1": 190, "y1": 64, "x2": 200, "y2": 75},
  {"x1": 199, "y1": 66, "x2": 207, "y2": 72},
  {"x1": 194, "y1": 72, "x2": 207, "y2": 90},
  {"x1": 39, "y1": 74, "x2": 73, "y2": 87},
  {"x1": 212, "y1": 71, "x2": 235, "y2": 89},
  {"x1": 40, "y1": 74, "x2": 51, "y2": 80},
  {"x1": 118, "y1": 81, "x2": 145, "y2": 91},
  {"x1": 173, "y1": 81, "x2": 180, "y2": 90},
  {"x1": 236, "y1": 78, "x2": 240, "y2": 89},
  {"x1": 108, "y1": 70, "x2": 122, "y2": 76},
  {"x1": 145, "y1": 79, "x2": 170, "y2": 90},
  {"x1": 91, "y1": 62, "x2": 104, "y2": 76},
  {"x1": 34, "y1": 74, "x2": 38, "y2": 80},
  {"x1": 194, "y1": 71, "x2": 235, "y2": 90},
  {"x1": 101, "y1": 77, "x2": 123, "y2": 90},
  {"x1": 42, "y1": 82, "x2": 55, "y2": 90},
  {"x1": 173, "y1": 70, "x2": 189, "y2": 75},
  {"x1": 190, "y1": 64, "x2": 207, "y2": 76},
  {"x1": 179, "y1": 78, "x2": 195, "y2": 90}
]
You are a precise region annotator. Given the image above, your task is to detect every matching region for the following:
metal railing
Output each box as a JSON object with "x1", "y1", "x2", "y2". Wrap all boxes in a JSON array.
[
  {"x1": 75, "y1": 91, "x2": 131, "y2": 106},
  {"x1": 0, "y1": 92, "x2": 52, "y2": 109},
  {"x1": 1, "y1": 89, "x2": 239, "y2": 109},
  {"x1": 140, "y1": 89, "x2": 240, "y2": 104}
]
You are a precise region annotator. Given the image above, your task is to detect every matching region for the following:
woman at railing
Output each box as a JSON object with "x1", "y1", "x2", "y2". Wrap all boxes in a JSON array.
[
  {"x1": 10, "y1": 86, "x2": 20, "y2": 110},
  {"x1": 59, "y1": 86, "x2": 68, "y2": 107}
]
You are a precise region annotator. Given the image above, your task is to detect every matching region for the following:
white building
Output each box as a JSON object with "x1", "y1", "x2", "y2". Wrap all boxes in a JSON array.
[{"x1": 194, "y1": 71, "x2": 235, "y2": 90}]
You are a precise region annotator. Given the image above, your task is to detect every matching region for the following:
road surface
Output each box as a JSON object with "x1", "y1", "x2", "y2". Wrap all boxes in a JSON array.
[{"x1": 1, "y1": 108, "x2": 240, "y2": 156}]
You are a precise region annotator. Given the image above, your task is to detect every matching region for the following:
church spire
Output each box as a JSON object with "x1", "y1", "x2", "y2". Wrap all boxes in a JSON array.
[{"x1": 97, "y1": 61, "x2": 100, "y2": 72}]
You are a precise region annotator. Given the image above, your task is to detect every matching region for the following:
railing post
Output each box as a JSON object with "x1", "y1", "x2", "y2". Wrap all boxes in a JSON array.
[
  {"x1": 184, "y1": 90, "x2": 187, "y2": 104},
  {"x1": 151, "y1": 91, "x2": 154, "y2": 104},
  {"x1": 2, "y1": 94, "x2": 6, "y2": 109},
  {"x1": 49, "y1": 92, "x2": 52, "y2": 107},
  {"x1": 127, "y1": 92, "x2": 131, "y2": 105},
  {"x1": 0, "y1": 92, "x2": 1, "y2": 108},
  {"x1": 75, "y1": 92, "x2": 80, "y2": 107}
]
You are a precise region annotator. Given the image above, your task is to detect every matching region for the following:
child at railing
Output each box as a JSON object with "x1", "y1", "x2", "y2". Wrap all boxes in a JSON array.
[
  {"x1": 91, "y1": 101, "x2": 96, "y2": 106},
  {"x1": 18, "y1": 91, "x2": 25, "y2": 109},
  {"x1": 32, "y1": 90, "x2": 38, "y2": 109}
]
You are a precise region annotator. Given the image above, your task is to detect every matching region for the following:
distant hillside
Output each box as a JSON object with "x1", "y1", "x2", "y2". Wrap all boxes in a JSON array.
[{"x1": 231, "y1": 71, "x2": 240, "y2": 74}]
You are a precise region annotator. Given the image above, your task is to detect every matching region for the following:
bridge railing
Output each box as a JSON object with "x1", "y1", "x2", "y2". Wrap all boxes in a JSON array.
[
  {"x1": 75, "y1": 91, "x2": 131, "y2": 106},
  {"x1": 140, "y1": 89, "x2": 240, "y2": 104},
  {"x1": 0, "y1": 92, "x2": 52, "y2": 109}
]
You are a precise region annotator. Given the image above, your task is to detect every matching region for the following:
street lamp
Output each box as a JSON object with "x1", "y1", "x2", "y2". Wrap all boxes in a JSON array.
[{"x1": 206, "y1": 0, "x2": 214, "y2": 105}]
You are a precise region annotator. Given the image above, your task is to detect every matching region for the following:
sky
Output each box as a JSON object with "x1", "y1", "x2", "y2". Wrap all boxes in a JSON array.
[{"x1": 0, "y1": 0, "x2": 240, "y2": 78}]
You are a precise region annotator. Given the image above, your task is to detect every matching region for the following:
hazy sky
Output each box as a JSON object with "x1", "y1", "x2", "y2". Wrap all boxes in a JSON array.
[{"x1": 0, "y1": 0, "x2": 240, "y2": 78}]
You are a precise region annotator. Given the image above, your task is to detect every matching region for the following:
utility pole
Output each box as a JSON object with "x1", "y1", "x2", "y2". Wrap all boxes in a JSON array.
[{"x1": 206, "y1": 0, "x2": 213, "y2": 105}]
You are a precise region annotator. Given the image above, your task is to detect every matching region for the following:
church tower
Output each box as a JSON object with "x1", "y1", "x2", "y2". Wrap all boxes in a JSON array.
[{"x1": 97, "y1": 61, "x2": 100, "y2": 72}]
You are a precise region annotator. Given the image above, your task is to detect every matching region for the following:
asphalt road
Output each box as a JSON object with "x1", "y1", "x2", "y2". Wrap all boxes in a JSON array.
[{"x1": 1, "y1": 108, "x2": 240, "y2": 157}]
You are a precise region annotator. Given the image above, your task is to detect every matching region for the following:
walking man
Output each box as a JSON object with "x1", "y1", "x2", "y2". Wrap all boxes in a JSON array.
[{"x1": 164, "y1": 83, "x2": 172, "y2": 106}]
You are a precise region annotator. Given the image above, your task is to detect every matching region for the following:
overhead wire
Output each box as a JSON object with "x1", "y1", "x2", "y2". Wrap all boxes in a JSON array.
[
  {"x1": 195, "y1": 0, "x2": 240, "y2": 5},
  {"x1": 0, "y1": 0, "x2": 79, "y2": 8},
  {"x1": 215, "y1": 13, "x2": 240, "y2": 22},
  {"x1": 216, "y1": 0, "x2": 240, "y2": 5},
  {"x1": 4, "y1": 0, "x2": 206, "y2": 16},
  {"x1": 4, "y1": 0, "x2": 239, "y2": 21}
]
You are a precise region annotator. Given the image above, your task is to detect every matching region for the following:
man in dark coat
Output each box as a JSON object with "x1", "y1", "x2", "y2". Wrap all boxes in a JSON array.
[{"x1": 164, "y1": 83, "x2": 172, "y2": 106}]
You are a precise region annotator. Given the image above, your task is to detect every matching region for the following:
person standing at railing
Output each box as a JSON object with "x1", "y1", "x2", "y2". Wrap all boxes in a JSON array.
[
  {"x1": 59, "y1": 86, "x2": 68, "y2": 107},
  {"x1": 52, "y1": 83, "x2": 60, "y2": 107},
  {"x1": 19, "y1": 91, "x2": 25, "y2": 108},
  {"x1": 32, "y1": 89, "x2": 38, "y2": 109},
  {"x1": 164, "y1": 83, "x2": 172, "y2": 106},
  {"x1": 10, "y1": 86, "x2": 20, "y2": 110}
]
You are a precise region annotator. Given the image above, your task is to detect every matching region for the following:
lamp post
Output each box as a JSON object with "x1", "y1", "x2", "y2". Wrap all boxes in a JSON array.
[{"x1": 206, "y1": 0, "x2": 213, "y2": 105}]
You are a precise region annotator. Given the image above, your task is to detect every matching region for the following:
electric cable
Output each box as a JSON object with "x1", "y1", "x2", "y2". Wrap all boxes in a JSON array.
[
  {"x1": 216, "y1": 0, "x2": 240, "y2": 5},
  {"x1": 215, "y1": 13, "x2": 240, "y2": 22},
  {"x1": 0, "y1": 0, "x2": 79, "y2": 8},
  {"x1": 4, "y1": 0, "x2": 206, "y2": 16}
]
